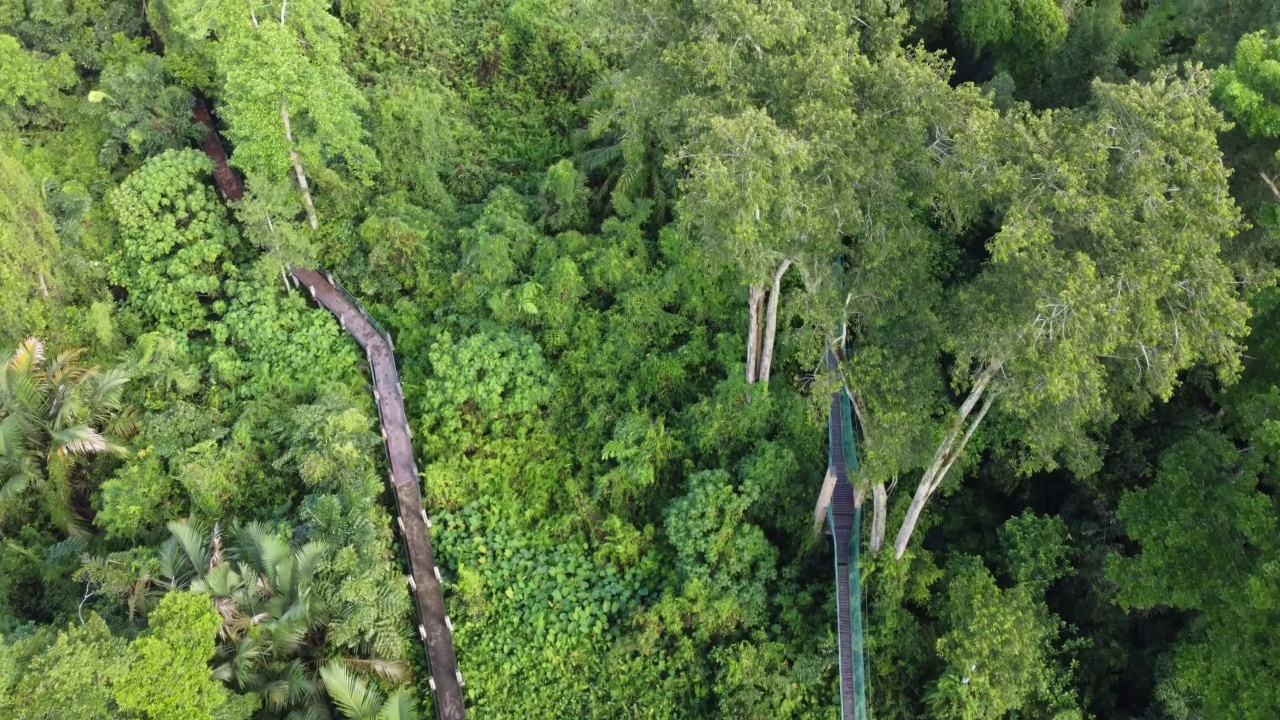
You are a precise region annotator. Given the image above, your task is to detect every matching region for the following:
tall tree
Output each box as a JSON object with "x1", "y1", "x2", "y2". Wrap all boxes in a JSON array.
[
  {"x1": 591, "y1": 0, "x2": 976, "y2": 387},
  {"x1": 885, "y1": 68, "x2": 1250, "y2": 557},
  {"x1": 164, "y1": 0, "x2": 377, "y2": 249}
]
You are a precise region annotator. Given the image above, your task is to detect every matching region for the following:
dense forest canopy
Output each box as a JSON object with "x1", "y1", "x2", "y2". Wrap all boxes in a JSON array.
[{"x1": 1, "y1": 0, "x2": 1278, "y2": 718}]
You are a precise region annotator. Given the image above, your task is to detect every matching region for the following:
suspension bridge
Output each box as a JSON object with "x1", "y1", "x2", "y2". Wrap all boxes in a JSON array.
[{"x1": 813, "y1": 340, "x2": 870, "y2": 720}]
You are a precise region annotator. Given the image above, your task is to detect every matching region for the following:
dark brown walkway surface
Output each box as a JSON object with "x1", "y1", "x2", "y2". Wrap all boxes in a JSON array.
[
  {"x1": 191, "y1": 101, "x2": 466, "y2": 720},
  {"x1": 292, "y1": 268, "x2": 467, "y2": 720},
  {"x1": 192, "y1": 96, "x2": 244, "y2": 202}
]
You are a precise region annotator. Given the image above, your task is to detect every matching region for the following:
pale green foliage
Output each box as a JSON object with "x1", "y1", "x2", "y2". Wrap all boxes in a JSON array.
[
  {"x1": 0, "y1": 613, "x2": 125, "y2": 719},
  {"x1": 1216, "y1": 30, "x2": 1280, "y2": 135},
  {"x1": 926, "y1": 67, "x2": 1250, "y2": 484},
  {"x1": 539, "y1": 159, "x2": 590, "y2": 232},
  {"x1": 89, "y1": 36, "x2": 199, "y2": 167},
  {"x1": 712, "y1": 637, "x2": 830, "y2": 719},
  {"x1": 927, "y1": 557, "x2": 1062, "y2": 719},
  {"x1": 368, "y1": 79, "x2": 453, "y2": 208},
  {"x1": 109, "y1": 150, "x2": 241, "y2": 333},
  {"x1": 116, "y1": 592, "x2": 240, "y2": 720},
  {"x1": 0, "y1": 34, "x2": 75, "y2": 127},
  {"x1": 596, "y1": 412, "x2": 671, "y2": 513},
  {"x1": 0, "y1": 150, "x2": 60, "y2": 347},
  {"x1": 95, "y1": 447, "x2": 176, "y2": 541},
  {"x1": 167, "y1": 0, "x2": 378, "y2": 240},
  {"x1": 217, "y1": 9, "x2": 376, "y2": 183},
  {"x1": 956, "y1": 0, "x2": 1068, "y2": 56}
]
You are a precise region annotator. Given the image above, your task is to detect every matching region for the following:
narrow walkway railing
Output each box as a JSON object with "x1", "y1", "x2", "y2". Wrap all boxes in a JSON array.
[{"x1": 825, "y1": 344, "x2": 869, "y2": 720}]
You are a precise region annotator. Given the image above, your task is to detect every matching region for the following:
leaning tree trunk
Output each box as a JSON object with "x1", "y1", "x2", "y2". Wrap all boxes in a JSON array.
[
  {"x1": 746, "y1": 286, "x2": 765, "y2": 383},
  {"x1": 280, "y1": 98, "x2": 318, "y2": 230},
  {"x1": 758, "y1": 259, "x2": 792, "y2": 384},
  {"x1": 892, "y1": 363, "x2": 1000, "y2": 559}
]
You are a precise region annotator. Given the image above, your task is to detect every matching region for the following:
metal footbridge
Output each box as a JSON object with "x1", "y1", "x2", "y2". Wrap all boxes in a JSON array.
[{"x1": 815, "y1": 341, "x2": 870, "y2": 720}]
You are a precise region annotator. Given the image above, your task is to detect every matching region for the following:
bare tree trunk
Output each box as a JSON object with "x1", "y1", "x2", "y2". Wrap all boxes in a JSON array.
[
  {"x1": 1261, "y1": 171, "x2": 1280, "y2": 203},
  {"x1": 870, "y1": 481, "x2": 887, "y2": 551},
  {"x1": 812, "y1": 467, "x2": 837, "y2": 538},
  {"x1": 758, "y1": 259, "x2": 792, "y2": 384},
  {"x1": 279, "y1": 98, "x2": 318, "y2": 230},
  {"x1": 746, "y1": 286, "x2": 765, "y2": 383},
  {"x1": 935, "y1": 393, "x2": 994, "y2": 493},
  {"x1": 892, "y1": 363, "x2": 1000, "y2": 559}
]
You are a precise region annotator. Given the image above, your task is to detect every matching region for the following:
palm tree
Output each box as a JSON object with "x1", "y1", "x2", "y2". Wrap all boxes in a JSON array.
[
  {"x1": 320, "y1": 662, "x2": 418, "y2": 720},
  {"x1": 0, "y1": 337, "x2": 132, "y2": 534},
  {"x1": 161, "y1": 519, "x2": 409, "y2": 719},
  {"x1": 575, "y1": 84, "x2": 678, "y2": 228}
]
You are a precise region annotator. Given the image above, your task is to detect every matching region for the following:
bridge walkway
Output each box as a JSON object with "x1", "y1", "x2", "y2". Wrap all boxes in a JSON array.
[{"x1": 191, "y1": 97, "x2": 467, "y2": 720}]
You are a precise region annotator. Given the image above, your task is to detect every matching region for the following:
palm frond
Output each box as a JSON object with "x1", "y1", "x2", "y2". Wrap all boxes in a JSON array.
[
  {"x1": 168, "y1": 518, "x2": 212, "y2": 574},
  {"x1": 376, "y1": 692, "x2": 417, "y2": 720},
  {"x1": 158, "y1": 536, "x2": 188, "y2": 587},
  {"x1": 0, "y1": 469, "x2": 34, "y2": 504},
  {"x1": 204, "y1": 562, "x2": 238, "y2": 598},
  {"x1": 292, "y1": 541, "x2": 327, "y2": 590},
  {"x1": 342, "y1": 657, "x2": 411, "y2": 685},
  {"x1": 51, "y1": 425, "x2": 117, "y2": 456},
  {"x1": 3, "y1": 370, "x2": 46, "y2": 420},
  {"x1": 282, "y1": 659, "x2": 318, "y2": 706},
  {"x1": 88, "y1": 367, "x2": 129, "y2": 413},
  {"x1": 0, "y1": 415, "x2": 26, "y2": 458},
  {"x1": 577, "y1": 141, "x2": 623, "y2": 172},
  {"x1": 269, "y1": 606, "x2": 313, "y2": 656},
  {"x1": 10, "y1": 338, "x2": 45, "y2": 373},
  {"x1": 45, "y1": 348, "x2": 90, "y2": 385},
  {"x1": 259, "y1": 678, "x2": 293, "y2": 710},
  {"x1": 320, "y1": 662, "x2": 382, "y2": 720}
]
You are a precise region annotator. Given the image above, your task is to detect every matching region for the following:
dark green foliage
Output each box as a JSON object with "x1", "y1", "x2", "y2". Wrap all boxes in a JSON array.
[
  {"x1": 89, "y1": 36, "x2": 200, "y2": 168},
  {"x1": 3, "y1": 0, "x2": 1280, "y2": 717}
]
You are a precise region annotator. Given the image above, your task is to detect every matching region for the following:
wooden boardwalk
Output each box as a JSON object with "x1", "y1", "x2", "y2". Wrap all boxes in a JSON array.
[
  {"x1": 291, "y1": 268, "x2": 467, "y2": 720},
  {"x1": 191, "y1": 101, "x2": 467, "y2": 720}
]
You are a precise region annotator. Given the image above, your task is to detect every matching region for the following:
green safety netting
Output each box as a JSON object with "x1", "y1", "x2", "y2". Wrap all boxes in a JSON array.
[{"x1": 827, "y1": 348, "x2": 869, "y2": 720}]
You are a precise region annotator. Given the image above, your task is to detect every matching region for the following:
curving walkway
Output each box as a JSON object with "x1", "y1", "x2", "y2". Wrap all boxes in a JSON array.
[
  {"x1": 190, "y1": 100, "x2": 467, "y2": 720},
  {"x1": 291, "y1": 269, "x2": 466, "y2": 720}
]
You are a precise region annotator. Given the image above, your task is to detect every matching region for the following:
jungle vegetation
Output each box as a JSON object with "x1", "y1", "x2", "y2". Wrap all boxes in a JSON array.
[{"x1": 1, "y1": 0, "x2": 1278, "y2": 718}]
